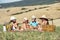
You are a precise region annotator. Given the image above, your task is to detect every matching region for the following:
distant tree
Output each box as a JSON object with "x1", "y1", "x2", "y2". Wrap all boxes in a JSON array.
[
  {"x1": 0, "y1": 5, "x2": 2, "y2": 8},
  {"x1": 7, "y1": 10, "x2": 10, "y2": 12},
  {"x1": 21, "y1": 8, "x2": 27, "y2": 10}
]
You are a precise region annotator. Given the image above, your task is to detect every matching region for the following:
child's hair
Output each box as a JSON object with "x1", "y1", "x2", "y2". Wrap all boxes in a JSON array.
[
  {"x1": 9, "y1": 19, "x2": 16, "y2": 23},
  {"x1": 47, "y1": 21, "x2": 49, "y2": 25}
]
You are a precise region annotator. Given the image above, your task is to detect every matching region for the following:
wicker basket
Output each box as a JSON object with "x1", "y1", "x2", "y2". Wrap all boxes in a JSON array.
[{"x1": 42, "y1": 25, "x2": 56, "y2": 32}]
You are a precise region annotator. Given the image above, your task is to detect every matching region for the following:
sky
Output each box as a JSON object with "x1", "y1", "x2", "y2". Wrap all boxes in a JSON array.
[{"x1": 0, "y1": 0, "x2": 23, "y2": 4}]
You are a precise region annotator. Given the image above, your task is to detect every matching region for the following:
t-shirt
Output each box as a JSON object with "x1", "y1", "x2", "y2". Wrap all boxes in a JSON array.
[
  {"x1": 6, "y1": 22, "x2": 13, "y2": 31},
  {"x1": 29, "y1": 21, "x2": 38, "y2": 27}
]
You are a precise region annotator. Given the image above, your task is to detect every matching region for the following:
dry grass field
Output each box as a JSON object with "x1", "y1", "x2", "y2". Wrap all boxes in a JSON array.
[{"x1": 0, "y1": 3, "x2": 60, "y2": 26}]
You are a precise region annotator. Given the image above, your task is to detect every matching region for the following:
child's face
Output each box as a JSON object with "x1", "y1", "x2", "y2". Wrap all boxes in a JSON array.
[
  {"x1": 42, "y1": 19, "x2": 46, "y2": 22},
  {"x1": 23, "y1": 20, "x2": 29, "y2": 23},
  {"x1": 32, "y1": 18, "x2": 36, "y2": 21},
  {"x1": 12, "y1": 19, "x2": 16, "y2": 23}
]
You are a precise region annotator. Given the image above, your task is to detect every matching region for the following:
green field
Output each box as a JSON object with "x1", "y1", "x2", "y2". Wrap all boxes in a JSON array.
[{"x1": 0, "y1": 25, "x2": 60, "y2": 40}]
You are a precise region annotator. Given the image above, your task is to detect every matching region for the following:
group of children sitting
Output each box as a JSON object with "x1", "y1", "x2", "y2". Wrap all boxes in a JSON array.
[{"x1": 3, "y1": 15, "x2": 53, "y2": 32}]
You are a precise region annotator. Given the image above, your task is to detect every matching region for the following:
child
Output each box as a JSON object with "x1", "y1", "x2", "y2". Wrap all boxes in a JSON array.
[
  {"x1": 21, "y1": 18, "x2": 30, "y2": 31},
  {"x1": 40, "y1": 15, "x2": 49, "y2": 25},
  {"x1": 10, "y1": 16, "x2": 19, "y2": 31},
  {"x1": 29, "y1": 15, "x2": 39, "y2": 30}
]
